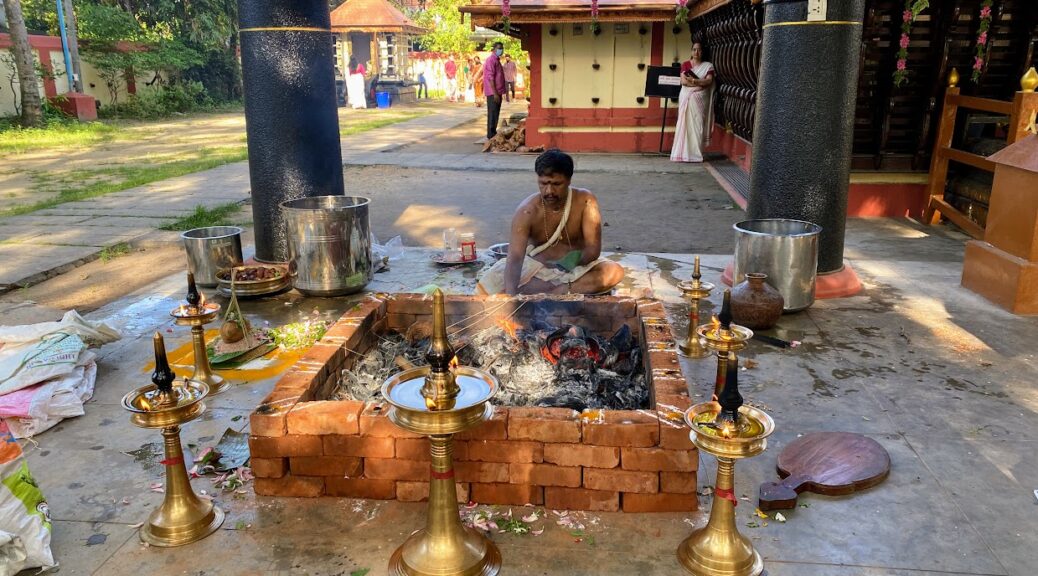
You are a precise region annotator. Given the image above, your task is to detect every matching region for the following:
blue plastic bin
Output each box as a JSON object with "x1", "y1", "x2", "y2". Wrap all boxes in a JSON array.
[{"x1": 375, "y1": 91, "x2": 391, "y2": 108}]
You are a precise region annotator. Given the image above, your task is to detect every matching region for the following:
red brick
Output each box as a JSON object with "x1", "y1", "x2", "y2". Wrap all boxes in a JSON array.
[
  {"x1": 456, "y1": 407, "x2": 508, "y2": 440},
  {"x1": 289, "y1": 456, "x2": 363, "y2": 478},
  {"x1": 542, "y1": 444, "x2": 620, "y2": 468},
  {"x1": 581, "y1": 410, "x2": 660, "y2": 447},
  {"x1": 544, "y1": 487, "x2": 620, "y2": 512},
  {"x1": 286, "y1": 400, "x2": 363, "y2": 435},
  {"x1": 660, "y1": 471, "x2": 697, "y2": 494},
  {"x1": 652, "y1": 376, "x2": 690, "y2": 396},
  {"x1": 251, "y1": 457, "x2": 287, "y2": 479},
  {"x1": 325, "y1": 477, "x2": 397, "y2": 499},
  {"x1": 622, "y1": 492, "x2": 698, "y2": 512},
  {"x1": 396, "y1": 481, "x2": 470, "y2": 503},
  {"x1": 254, "y1": 475, "x2": 324, "y2": 497},
  {"x1": 470, "y1": 483, "x2": 543, "y2": 506},
  {"x1": 637, "y1": 300, "x2": 667, "y2": 318},
  {"x1": 360, "y1": 402, "x2": 421, "y2": 438},
  {"x1": 510, "y1": 463, "x2": 581, "y2": 487},
  {"x1": 249, "y1": 435, "x2": 323, "y2": 458},
  {"x1": 584, "y1": 468, "x2": 658, "y2": 494},
  {"x1": 300, "y1": 343, "x2": 343, "y2": 371},
  {"x1": 323, "y1": 434, "x2": 395, "y2": 458},
  {"x1": 655, "y1": 394, "x2": 691, "y2": 408},
  {"x1": 466, "y1": 440, "x2": 543, "y2": 463},
  {"x1": 387, "y1": 293, "x2": 433, "y2": 316},
  {"x1": 649, "y1": 350, "x2": 681, "y2": 370},
  {"x1": 268, "y1": 370, "x2": 318, "y2": 401},
  {"x1": 655, "y1": 400, "x2": 696, "y2": 451},
  {"x1": 659, "y1": 426, "x2": 696, "y2": 451},
  {"x1": 507, "y1": 407, "x2": 581, "y2": 443},
  {"x1": 455, "y1": 461, "x2": 510, "y2": 484},
  {"x1": 250, "y1": 406, "x2": 290, "y2": 437},
  {"x1": 340, "y1": 296, "x2": 386, "y2": 321},
  {"x1": 643, "y1": 323, "x2": 675, "y2": 343},
  {"x1": 621, "y1": 447, "x2": 697, "y2": 472},
  {"x1": 386, "y1": 313, "x2": 417, "y2": 332},
  {"x1": 363, "y1": 458, "x2": 428, "y2": 481}
]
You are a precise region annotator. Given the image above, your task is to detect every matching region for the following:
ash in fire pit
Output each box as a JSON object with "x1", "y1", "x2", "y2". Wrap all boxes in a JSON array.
[{"x1": 334, "y1": 320, "x2": 648, "y2": 411}]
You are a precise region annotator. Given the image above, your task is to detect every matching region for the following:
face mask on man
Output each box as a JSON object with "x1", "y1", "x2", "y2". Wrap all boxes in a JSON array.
[{"x1": 495, "y1": 48, "x2": 504, "y2": 57}]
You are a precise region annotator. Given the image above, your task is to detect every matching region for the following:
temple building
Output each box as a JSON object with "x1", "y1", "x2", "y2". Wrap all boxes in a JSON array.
[
  {"x1": 461, "y1": 0, "x2": 1038, "y2": 219},
  {"x1": 330, "y1": 0, "x2": 426, "y2": 101}
]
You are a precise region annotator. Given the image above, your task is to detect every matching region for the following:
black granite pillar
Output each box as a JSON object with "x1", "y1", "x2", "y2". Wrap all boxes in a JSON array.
[
  {"x1": 238, "y1": 0, "x2": 344, "y2": 262},
  {"x1": 746, "y1": 0, "x2": 865, "y2": 274}
]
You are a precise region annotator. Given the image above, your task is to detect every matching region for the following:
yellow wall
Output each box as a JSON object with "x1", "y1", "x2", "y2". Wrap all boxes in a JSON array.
[
  {"x1": 541, "y1": 23, "x2": 653, "y2": 110},
  {"x1": 663, "y1": 21, "x2": 691, "y2": 68},
  {"x1": 2, "y1": 45, "x2": 158, "y2": 117}
]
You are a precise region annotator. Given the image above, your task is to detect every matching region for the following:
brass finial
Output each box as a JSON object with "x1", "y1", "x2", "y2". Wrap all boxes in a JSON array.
[
  {"x1": 718, "y1": 289, "x2": 733, "y2": 331},
  {"x1": 715, "y1": 352, "x2": 742, "y2": 431},
  {"x1": 692, "y1": 255, "x2": 702, "y2": 287},
  {"x1": 422, "y1": 289, "x2": 459, "y2": 410},
  {"x1": 1022, "y1": 67, "x2": 1038, "y2": 93},
  {"x1": 948, "y1": 67, "x2": 960, "y2": 88},
  {"x1": 186, "y1": 272, "x2": 200, "y2": 310}
]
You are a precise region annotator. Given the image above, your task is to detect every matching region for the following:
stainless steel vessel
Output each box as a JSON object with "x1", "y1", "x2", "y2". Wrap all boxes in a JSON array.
[
  {"x1": 733, "y1": 219, "x2": 821, "y2": 312},
  {"x1": 181, "y1": 226, "x2": 244, "y2": 287},
  {"x1": 281, "y1": 196, "x2": 372, "y2": 296}
]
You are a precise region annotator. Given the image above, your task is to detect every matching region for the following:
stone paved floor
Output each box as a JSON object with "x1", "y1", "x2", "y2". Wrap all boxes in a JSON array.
[{"x1": 8, "y1": 214, "x2": 1038, "y2": 575}]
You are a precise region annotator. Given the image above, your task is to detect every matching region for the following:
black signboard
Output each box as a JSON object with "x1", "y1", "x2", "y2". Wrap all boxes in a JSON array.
[{"x1": 643, "y1": 65, "x2": 682, "y2": 99}]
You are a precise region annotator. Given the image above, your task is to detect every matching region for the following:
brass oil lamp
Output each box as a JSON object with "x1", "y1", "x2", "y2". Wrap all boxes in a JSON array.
[
  {"x1": 121, "y1": 332, "x2": 224, "y2": 547},
  {"x1": 678, "y1": 256, "x2": 715, "y2": 359},
  {"x1": 679, "y1": 353, "x2": 774, "y2": 576},
  {"x1": 698, "y1": 289, "x2": 753, "y2": 400},
  {"x1": 170, "y1": 272, "x2": 228, "y2": 395},
  {"x1": 380, "y1": 289, "x2": 501, "y2": 576}
]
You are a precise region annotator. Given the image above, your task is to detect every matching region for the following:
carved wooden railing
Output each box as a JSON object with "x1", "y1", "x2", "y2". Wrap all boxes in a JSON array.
[{"x1": 923, "y1": 76, "x2": 1038, "y2": 238}]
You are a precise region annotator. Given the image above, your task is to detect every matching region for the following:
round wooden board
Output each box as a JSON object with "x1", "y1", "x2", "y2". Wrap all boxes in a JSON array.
[{"x1": 776, "y1": 431, "x2": 890, "y2": 494}]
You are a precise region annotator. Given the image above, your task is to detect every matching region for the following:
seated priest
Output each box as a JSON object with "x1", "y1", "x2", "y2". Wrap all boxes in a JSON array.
[{"x1": 477, "y1": 149, "x2": 625, "y2": 295}]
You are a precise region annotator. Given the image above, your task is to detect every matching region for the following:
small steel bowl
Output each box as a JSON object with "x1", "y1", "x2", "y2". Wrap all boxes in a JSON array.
[{"x1": 487, "y1": 243, "x2": 509, "y2": 260}]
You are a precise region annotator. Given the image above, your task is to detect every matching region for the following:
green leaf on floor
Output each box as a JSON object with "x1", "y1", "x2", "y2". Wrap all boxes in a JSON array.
[{"x1": 350, "y1": 569, "x2": 370, "y2": 576}]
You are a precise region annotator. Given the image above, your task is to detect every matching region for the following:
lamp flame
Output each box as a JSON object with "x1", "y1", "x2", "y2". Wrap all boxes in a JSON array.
[
  {"x1": 449, "y1": 355, "x2": 459, "y2": 370},
  {"x1": 198, "y1": 291, "x2": 206, "y2": 308},
  {"x1": 140, "y1": 395, "x2": 153, "y2": 411},
  {"x1": 720, "y1": 421, "x2": 733, "y2": 439},
  {"x1": 178, "y1": 304, "x2": 186, "y2": 317}
]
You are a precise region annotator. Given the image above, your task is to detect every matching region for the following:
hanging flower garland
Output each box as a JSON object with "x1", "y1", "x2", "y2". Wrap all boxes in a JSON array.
[
  {"x1": 501, "y1": 0, "x2": 510, "y2": 32},
  {"x1": 892, "y1": 0, "x2": 928, "y2": 87},
  {"x1": 675, "y1": 0, "x2": 690, "y2": 25},
  {"x1": 971, "y1": 0, "x2": 994, "y2": 83},
  {"x1": 590, "y1": 0, "x2": 600, "y2": 34}
]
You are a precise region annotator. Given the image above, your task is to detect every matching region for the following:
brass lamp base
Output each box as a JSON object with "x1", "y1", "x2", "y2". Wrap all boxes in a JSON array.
[
  {"x1": 388, "y1": 528, "x2": 502, "y2": 576},
  {"x1": 141, "y1": 498, "x2": 224, "y2": 548},
  {"x1": 678, "y1": 337, "x2": 711, "y2": 359}
]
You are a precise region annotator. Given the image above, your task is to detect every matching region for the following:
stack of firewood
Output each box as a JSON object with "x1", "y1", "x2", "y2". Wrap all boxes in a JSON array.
[{"x1": 482, "y1": 118, "x2": 546, "y2": 154}]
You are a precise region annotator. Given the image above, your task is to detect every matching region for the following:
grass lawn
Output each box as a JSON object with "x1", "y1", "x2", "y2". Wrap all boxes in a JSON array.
[
  {"x1": 0, "y1": 120, "x2": 126, "y2": 155},
  {"x1": 0, "y1": 107, "x2": 431, "y2": 219}
]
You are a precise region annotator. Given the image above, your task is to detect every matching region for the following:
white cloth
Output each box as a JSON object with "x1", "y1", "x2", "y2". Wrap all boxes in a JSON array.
[
  {"x1": 671, "y1": 61, "x2": 714, "y2": 163},
  {"x1": 347, "y1": 73, "x2": 367, "y2": 109}
]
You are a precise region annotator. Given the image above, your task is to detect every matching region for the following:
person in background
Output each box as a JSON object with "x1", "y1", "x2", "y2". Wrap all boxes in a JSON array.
[
  {"x1": 444, "y1": 55, "x2": 458, "y2": 102},
  {"x1": 503, "y1": 54, "x2": 517, "y2": 103},
  {"x1": 472, "y1": 56, "x2": 485, "y2": 107},
  {"x1": 415, "y1": 60, "x2": 428, "y2": 99},
  {"x1": 670, "y1": 41, "x2": 715, "y2": 163},
  {"x1": 347, "y1": 56, "x2": 367, "y2": 109},
  {"x1": 482, "y1": 41, "x2": 507, "y2": 141}
]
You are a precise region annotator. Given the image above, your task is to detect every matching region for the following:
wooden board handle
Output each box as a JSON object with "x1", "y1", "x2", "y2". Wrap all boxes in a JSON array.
[{"x1": 758, "y1": 474, "x2": 808, "y2": 511}]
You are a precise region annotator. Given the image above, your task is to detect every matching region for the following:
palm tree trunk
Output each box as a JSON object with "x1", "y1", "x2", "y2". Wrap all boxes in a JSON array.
[{"x1": 2, "y1": 0, "x2": 44, "y2": 127}]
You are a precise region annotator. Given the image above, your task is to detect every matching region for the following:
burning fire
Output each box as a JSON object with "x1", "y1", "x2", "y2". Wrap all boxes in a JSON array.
[
  {"x1": 496, "y1": 317, "x2": 521, "y2": 340},
  {"x1": 198, "y1": 291, "x2": 206, "y2": 308},
  {"x1": 140, "y1": 395, "x2": 153, "y2": 411},
  {"x1": 449, "y1": 356, "x2": 459, "y2": 370},
  {"x1": 177, "y1": 304, "x2": 186, "y2": 317}
]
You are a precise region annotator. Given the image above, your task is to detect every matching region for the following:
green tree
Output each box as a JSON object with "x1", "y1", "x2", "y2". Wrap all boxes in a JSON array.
[{"x1": 412, "y1": 0, "x2": 477, "y2": 55}]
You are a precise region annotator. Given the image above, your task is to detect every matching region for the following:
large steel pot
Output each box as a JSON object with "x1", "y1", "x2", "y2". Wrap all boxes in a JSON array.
[
  {"x1": 281, "y1": 196, "x2": 372, "y2": 296},
  {"x1": 181, "y1": 226, "x2": 244, "y2": 287},
  {"x1": 733, "y1": 219, "x2": 821, "y2": 312}
]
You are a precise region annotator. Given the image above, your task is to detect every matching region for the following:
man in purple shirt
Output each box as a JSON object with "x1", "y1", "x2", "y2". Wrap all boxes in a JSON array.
[{"x1": 483, "y1": 42, "x2": 507, "y2": 140}]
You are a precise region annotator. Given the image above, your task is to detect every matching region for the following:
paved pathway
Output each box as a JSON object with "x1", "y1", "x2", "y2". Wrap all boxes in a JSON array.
[{"x1": 0, "y1": 105, "x2": 485, "y2": 291}]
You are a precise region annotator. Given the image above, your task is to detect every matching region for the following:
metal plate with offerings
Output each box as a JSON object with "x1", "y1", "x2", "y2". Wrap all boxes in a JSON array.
[{"x1": 215, "y1": 265, "x2": 290, "y2": 298}]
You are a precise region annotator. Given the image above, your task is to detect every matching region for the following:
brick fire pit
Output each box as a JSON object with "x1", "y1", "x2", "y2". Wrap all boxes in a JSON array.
[{"x1": 249, "y1": 294, "x2": 699, "y2": 512}]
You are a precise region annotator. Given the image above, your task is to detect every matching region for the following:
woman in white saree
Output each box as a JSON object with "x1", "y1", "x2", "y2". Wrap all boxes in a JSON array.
[
  {"x1": 670, "y1": 42, "x2": 715, "y2": 163},
  {"x1": 347, "y1": 57, "x2": 368, "y2": 110}
]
